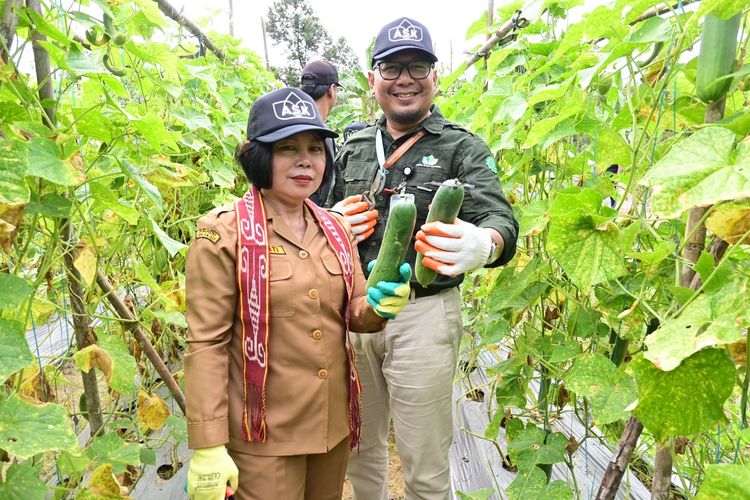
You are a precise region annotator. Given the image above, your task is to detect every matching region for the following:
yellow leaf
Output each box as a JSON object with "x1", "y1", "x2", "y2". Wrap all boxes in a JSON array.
[
  {"x1": 706, "y1": 202, "x2": 750, "y2": 245},
  {"x1": 74, "y1": 345, "x2": 113, "y2": 381},
  {"x1": 0, "y1": 204, "x2": 24, "y2": 250},
  {"x1": 74, "y1": 241, "x2": 98, "y2": 287},
  {"x1": 136, "y1": 391, "x2": 170, "y2": 430},
  {"x1": 88, "y1": 464, "x2": 126, "y2": 498}
]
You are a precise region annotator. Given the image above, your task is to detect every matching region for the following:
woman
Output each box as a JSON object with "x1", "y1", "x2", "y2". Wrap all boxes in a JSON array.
[{"x1": 184, "y1": 87, "x2": 411, "y2": 500}]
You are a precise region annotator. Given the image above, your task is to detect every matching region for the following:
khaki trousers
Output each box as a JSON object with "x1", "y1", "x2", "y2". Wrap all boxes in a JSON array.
[
  {"x1": 347, "y1": 288, "x2": 463, "y2": 500},
  {"x1": 229, "y1": 436, "x2": 349, "y2": 499}
]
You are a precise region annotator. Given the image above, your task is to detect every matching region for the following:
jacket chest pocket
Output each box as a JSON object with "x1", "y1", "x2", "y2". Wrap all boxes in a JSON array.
[
  {"x1": 269, "y1": 258, "x2": 295, "y2": 317},
  {"x1": 321, "y1": 254, "x2": 345, "y2": 312},
  {"x1": 343, "y1": 160, "x2": 378, "y2": 199}
]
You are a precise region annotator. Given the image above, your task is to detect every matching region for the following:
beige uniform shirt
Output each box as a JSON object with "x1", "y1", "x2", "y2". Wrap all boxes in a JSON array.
[{"x1": 184, "y1": 202, "x2": 386, "y2": 456}]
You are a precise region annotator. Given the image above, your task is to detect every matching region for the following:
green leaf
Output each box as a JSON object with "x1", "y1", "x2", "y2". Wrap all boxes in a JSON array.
[
  {"x1": 507, "y1": 467, "x2": 574, "y2": 500},
  {"x1": 98, "y1": 334, "x2": 137, "y2": 394},
  {"x1": 519, "y1": 199, "x2": 550, "y2": 237},
  {"x1": 567, "y1": 307, "x2": 609, "y2": 338},
  {"x1": 625, "y1": 16, "x2": 673, "y2": 43},
  {"x1": 147, "y1": 215, "x2": 187, "y2": 257},
  {"x1": 565, "y1": 353, "x2": 615, "y2": 398},
  {"x1": 456, "y1": 488, "x2": 495, "y2": 500},
  {"x1": 508, "y1": 425, "x2": 568, "y2": 471},
  {"x1": 0, "y1": 394, "x2": 78, "y2": 459},
  {"x1": 644, "y1": 278, "x2": 749, "y2": 370},
  {"x1": 65, "y1": 48, "x2": 108, "y2": 76},
  {"x1": 696, "y1": 464, "x2": 750, "y2": 499},
  {"x1": 590, "y1": 368, "x2": 638, "y2": 425},
  {"x1": 119, "y1": 160, "x2": 163, "y2": 210},
  {"x1": 0, "y1": 461, "x2": 47, "y2": 500},
  {"x1": 132, "y1": 112, "x2": 180, "y2": 152},
  {"x1": 0, "y1": 139, "x2": 30, "y2": 206},
  {"x1": 546, "y1": 189, "x2": 626, "y2": 288},
  {"x1": 25, "y1": 193, "x2": 72, "y2": 218},
  {"x1": 26, "y1": 138, "x2": 84, "y2": 186},
  {"x1": 0, "y1": 319, "x2": 34, "y2": 382},
  {"x1": 88, "y1": 432, "x2": 141, "y2": 474},
  {"x1": 0, "y1": 273, "x2": 33, "y2": 310},
  {"x1": 522, "y1": 98, "x2": 582, "y2": 149},
  {"x1": 72, "y1": 107, "x2": 113, "y2": 143},
  {"x1": 640, "y1": 127, "x2": 750, "y2": 218},
  {"x1": 166, "y1": 415, "x2": 188, "y2": 443},
  {"x1": 632, "y1": 349, "x2": 735, "y2": 442},
  {"x1": 88, "y1": 181, "x2": 139, "y2": 225},
  {"x1": 57, "y1": 449, "x2": 92, "y2": 476}
]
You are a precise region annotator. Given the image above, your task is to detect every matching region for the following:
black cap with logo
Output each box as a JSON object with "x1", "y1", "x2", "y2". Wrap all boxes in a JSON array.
[
  {"x1": 246, "y1": 87, "x2": 339, "y2": 143},
  {"x1": 300, "y1": 60, "x2": 343, "y2": 88},
  {"x1": 371, "y1": 17, "x2": 438, "y2": 67}
]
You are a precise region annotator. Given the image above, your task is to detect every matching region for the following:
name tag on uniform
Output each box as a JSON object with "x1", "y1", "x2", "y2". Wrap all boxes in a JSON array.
[
  {"x1": 196, "y1": 228, "x2": 221, "y2": 244},
  {"x1": 269, "y1": 245, "x2": 286, "y2": 255}
]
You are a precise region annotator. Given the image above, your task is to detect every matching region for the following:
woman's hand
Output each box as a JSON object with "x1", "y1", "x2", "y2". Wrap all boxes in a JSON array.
[{"x1": 366, "y1": 262, "x2": 411, "y2": 319}]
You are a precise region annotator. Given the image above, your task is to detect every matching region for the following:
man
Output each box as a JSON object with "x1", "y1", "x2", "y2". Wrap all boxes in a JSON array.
[
  {"x1": 327, "y1": 17, "x2": 518, "y2": 500},
  {"x1": 300, "y1": 59, "x2": 342, "y2": 206}
]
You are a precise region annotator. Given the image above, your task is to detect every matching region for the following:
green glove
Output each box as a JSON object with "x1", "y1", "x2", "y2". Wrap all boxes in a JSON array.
[
  {"x1": 187, "y1": 445, "x2": 239, "y2": 500},
  {"x1": 367, "y1": 261, "x2": 411, "y2": 319}
]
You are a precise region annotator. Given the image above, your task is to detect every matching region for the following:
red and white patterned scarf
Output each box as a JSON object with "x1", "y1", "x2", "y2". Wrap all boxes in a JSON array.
[{"x1": 235, "y1": 185, "x2": 361, "y2": 449}]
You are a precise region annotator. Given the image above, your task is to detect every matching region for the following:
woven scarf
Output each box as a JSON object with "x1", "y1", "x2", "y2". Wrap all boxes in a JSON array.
[{"x1": 235, "y1": 185, "x2": 361, "y2": 449}]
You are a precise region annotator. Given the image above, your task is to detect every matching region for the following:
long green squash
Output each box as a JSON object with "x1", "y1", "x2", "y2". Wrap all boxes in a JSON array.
[
  {"x1": 695, "y1": 13, "x2": 741, "y2": 104},
  {"x1": 415, "y1": 179, "x2": 465, "y2": 287},
  {"x1": 366, "y1": 194, "x2": 416, "y2": 287}
]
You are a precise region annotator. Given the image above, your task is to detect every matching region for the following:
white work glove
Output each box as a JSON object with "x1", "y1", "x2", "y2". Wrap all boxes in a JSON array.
[
  {"x1": 414, "y1": 218, "x2": 492, "y2": 277},
  {"x1": 330, "y1": 194, "x2": 379, "y2": 242},
  {"x1": 187, "y1": 445, "x2": 239, "y2": 499}
]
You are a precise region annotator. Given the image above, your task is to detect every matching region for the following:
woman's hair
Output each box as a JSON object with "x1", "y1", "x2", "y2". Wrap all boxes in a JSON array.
[{"x1": 234, "y1": 134, "x2": 334, "y2": 190}]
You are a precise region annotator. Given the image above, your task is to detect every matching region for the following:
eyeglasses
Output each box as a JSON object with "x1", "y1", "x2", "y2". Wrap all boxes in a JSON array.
[{"x1": 374, "y1": 61, "x2": 433, "y2": 81}]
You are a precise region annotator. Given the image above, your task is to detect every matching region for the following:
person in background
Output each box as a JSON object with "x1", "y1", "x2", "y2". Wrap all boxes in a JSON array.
[
  {"x1": 300, "y1": 59, "x2": 342, "y2": 206},
  {"x1": 184, "y1": 87, "x2": 411, "y2": 500},
  {"x1": 327, "y1": 17, "x2": 518, "y2": 500},
  {"x1": 343, "y1": 121, "x2": 367, "y2": 142}
]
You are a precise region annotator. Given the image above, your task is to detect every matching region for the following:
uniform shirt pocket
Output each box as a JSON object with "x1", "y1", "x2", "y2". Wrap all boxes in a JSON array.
[
  {"x1": 321, "y1": 254, "x2": 345, "y2": 312},
  {"x1": 343, "y1": 160, "x2": 378, "y2": 199},
  {"x1": 269, "y1": 258, "x2": 295, "y2": 317}
]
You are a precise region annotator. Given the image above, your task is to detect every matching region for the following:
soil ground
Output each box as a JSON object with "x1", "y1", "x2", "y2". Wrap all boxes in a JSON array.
[{"x1": 342, "y1": 423, "x2": 405, "y2": 500}]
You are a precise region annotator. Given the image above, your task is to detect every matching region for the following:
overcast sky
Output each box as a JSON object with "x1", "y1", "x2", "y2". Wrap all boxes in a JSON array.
[{"x1": 174, "y1": 0, "x2": 502, "y2": 72}]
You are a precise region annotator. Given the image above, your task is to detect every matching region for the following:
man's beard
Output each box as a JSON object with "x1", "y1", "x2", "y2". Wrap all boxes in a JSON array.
[{"x1": 390, "y1": 108, "x2": 427, "y2": 127}]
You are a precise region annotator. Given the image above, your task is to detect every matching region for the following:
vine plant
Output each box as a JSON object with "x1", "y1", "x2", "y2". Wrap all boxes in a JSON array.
[{"x1": 440, "y1": 0, "x2": 750, "y2": 498}]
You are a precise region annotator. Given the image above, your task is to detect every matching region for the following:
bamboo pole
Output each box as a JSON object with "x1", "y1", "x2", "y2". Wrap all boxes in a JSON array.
[
  {"x1": 595, "y1": 417, "x2": 645, "y2": 500},
  {"x1": 152, "y1": 0, "x2": 225, "y2": 61},
  {"x1": 0, "y1": 0, "x2": 23, "y2": 62},
  {"x1": 95, "y1": 270, "x2": 186, "y2": 415}
]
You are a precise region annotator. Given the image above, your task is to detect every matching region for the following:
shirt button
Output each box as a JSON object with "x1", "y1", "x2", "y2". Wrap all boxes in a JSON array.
[
  {"x1": 312, "y1": 329, "x2": 323, "y2": 340},
  {"x1": 299, "y1": 250, "x2": 309, "y2": 259},
  {"x1": 308, "y1": 289, "x2": 319, "y2": 299},
  {"x1": 377, "y1": 195, "x2": 384, "y2": 202},
  {"x1": 370, "y1": 241, "x2": 377, "y2": 247},
  {"x1": 318, "y1": 369, "x2": 328, "y2": 379}
]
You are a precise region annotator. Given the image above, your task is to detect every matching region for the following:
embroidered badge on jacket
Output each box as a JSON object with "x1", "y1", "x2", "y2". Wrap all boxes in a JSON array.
[
  {"x1": 196, "y1": 228, "x2": 221, "y2": 244},
  {"x1": 269, "y1": 245, "x2": 286, "y2": 255},
  {"x1": 416, "y1": 154, "x2": 441, "y2": 169}
]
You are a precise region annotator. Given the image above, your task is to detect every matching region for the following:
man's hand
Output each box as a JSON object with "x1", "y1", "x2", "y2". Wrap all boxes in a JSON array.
[
  {"x1": 414, "y1": 219, "x2": 492, "y2": 277},
  {"x1": 330, "y1": 195, "x2": 379, "y2": 242},
  {"x1": 187, "y1": 445, "x2": 239, "y2": 500},
  {"x1": 367, "y1": 261, "x2": 411, "y2": 319}
]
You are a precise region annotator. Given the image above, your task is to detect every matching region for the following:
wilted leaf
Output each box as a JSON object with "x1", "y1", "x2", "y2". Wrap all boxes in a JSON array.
[
  {"x1": 137, "y1": 391, "x2": 170, "y2": 430},
  {"x1": 0, "y1": 394, "x2": 78, "y2": 458},
  {"x1": 86, "y1": 464, "x2": 124, "y2": 498},
  {"x1": 0, "y1": 204, "x2": 24, "y2": 250},
  {"x1": 74, "y1": 241, "x2": 98, "y2": 287},
  {"x1": 74, "y1": 344, "x2": 113, "y2": 380},
  {"x1": 706, "y1": 201, "x2": 750, "y2": 244},
  {"x1": 632, "y1": 349, "x2": 735, "y2": 442}
]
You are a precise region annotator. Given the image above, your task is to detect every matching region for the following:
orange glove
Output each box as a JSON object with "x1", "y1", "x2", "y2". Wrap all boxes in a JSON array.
[{"x1": 330, "y1": 194, "x2": 379, "y2": 242}]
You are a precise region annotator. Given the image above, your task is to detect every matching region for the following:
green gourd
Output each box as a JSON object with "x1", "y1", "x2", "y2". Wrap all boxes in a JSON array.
[
  {"x1": 366, "y1": 194, "x2": 416, "y2": 287},
  {"x1": 415, "y1": 179, "x2": 465, "y2": 287},
  {"x1": 695, "y1": 13, "x2": 741, "y2": 104}
]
